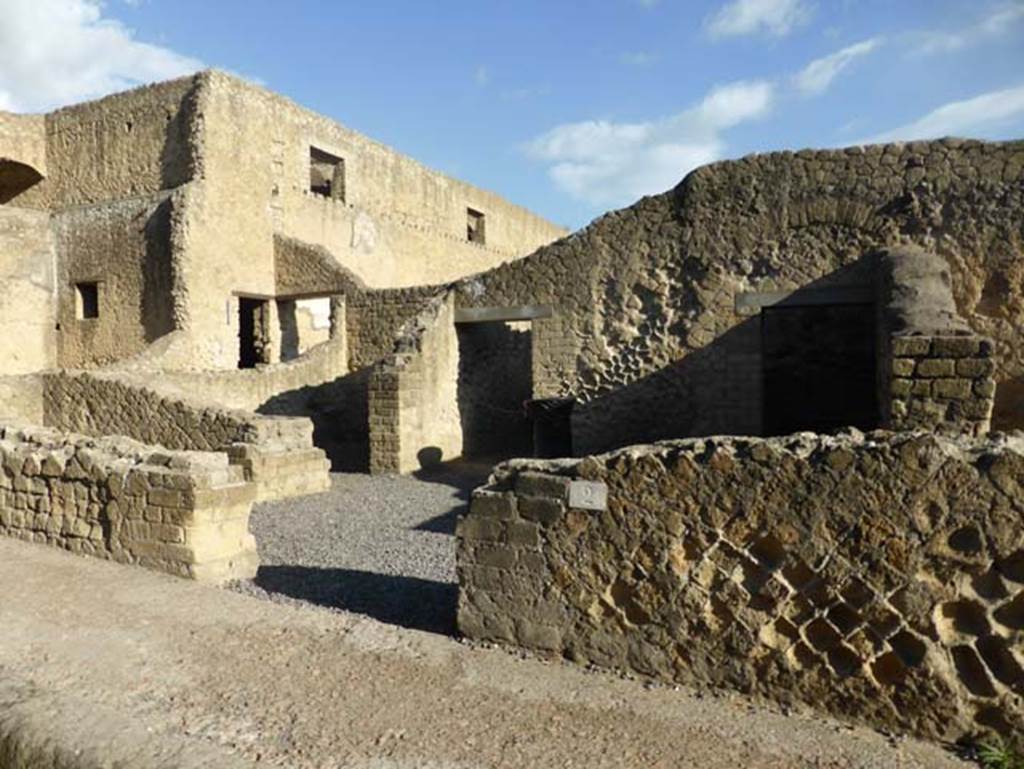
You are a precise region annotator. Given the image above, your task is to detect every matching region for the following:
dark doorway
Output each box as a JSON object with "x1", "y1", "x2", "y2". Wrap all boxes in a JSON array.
[
  {"x1": 762, "y1": 303, "x2": 878, "y2": 436},
  {"x1": 238, "y1": 297, "x2": 270, "y2": 369},
  {"x1": 456, "y1": 321, "x2": 533, "y2": 461}
]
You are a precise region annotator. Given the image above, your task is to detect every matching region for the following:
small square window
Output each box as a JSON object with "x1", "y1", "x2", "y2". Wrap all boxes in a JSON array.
[
  {"x1": 467, "y1": 208, "x2": 486, "y2": 244},
  {"x1": 76, "y1": 282, "x2": 99, "y2": 319},
  {"x1": 309, "y1": 147, "x2": 345, "y2": 202}
]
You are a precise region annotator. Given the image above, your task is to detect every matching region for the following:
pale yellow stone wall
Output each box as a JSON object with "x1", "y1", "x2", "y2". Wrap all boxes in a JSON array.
[
  {"x1": 0, "y1": 423, "x2": 259, "y2": 584},
  {"x1": 13, "y1": 76, "x2": 199, "y2": 210},
  {"x1": 199, "y1": 72, "x2": 566, "y2": 289},
  {"x1": 0, "y1": 111, "x2": 47, "y2": 182},
  {"x1": 1, "y1": 71, "x2": 563, "y2": 374},
  {"x1": 0, "y1": 206, "x2": 56, "y2": 373}
]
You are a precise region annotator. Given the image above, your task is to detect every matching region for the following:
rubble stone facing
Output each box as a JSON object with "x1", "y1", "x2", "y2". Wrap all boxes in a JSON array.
[
  {"x1": 445, "y1": 139, "x2": 1024, "y2": 450},
  {"x1": 41, "y1": 371, "x2": 330, "y2": 501},
  {"x1": 0, "y1": 424, "x2": 258, "y2": 583},
  {"x1": 457, "y1": 431, "x2": 1024, "y2": 740}
]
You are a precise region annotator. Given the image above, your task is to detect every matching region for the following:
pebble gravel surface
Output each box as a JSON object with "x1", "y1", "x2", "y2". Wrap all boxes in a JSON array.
[{"x1": 231, "y1": 461, "x2": 494, "y2": 635}]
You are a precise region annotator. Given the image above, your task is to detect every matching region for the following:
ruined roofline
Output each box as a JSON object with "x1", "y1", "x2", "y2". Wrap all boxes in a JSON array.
[
  {"x1": 1, "y1": 71, "x2": 205, "y2": 119},
  {"x1": 193, "y1": 69, "x2": 568, "y2": 233},
  {"x1": 3, "y1": 68, "x2": 566, "y2": 234}
]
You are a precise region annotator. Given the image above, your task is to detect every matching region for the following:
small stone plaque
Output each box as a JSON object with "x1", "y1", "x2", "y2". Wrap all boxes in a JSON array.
[{"x1": 568, "y1": 480, "x2": 607, "y2": 511}]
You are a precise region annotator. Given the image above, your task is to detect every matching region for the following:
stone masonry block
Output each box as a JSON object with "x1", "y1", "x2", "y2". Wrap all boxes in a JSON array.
[
  {"x1": 470, "y1": 490, "x2": 517, "y2": 520},
  {"x1": 915, "y1": 358, "x2": 955, "y2": 378},
  {"x1": 891, "y1": 359, "x2": 916, "y2": 377},
  {"x1": 930, "y1": 337, "x2": 980, "y2": 358},
  {"x1": 974, "y1": 379, "x2": 996, "y2": 399},
  {"x1": 932, "y1": 379, "x2": 972, "y2": 400},
  {"x1": 515, "y1": 472, "x2": 570, "y2": 500},
  {"x1": 506, "y1": 520, "x2": 541, "y2": 548},
  {"x1": 890, "y1": 379, "x2": 913, "y2": 398},
  {"x1": 456, "y1": 515, "x2": 506, "y2": 543},
  {"x1": 519, "y1": 496, "x2": 565, "y2": 526},
  {"x1": 956, "y1": 358, "x2": 996, "y2": 378},
  {"x1": 891, "y1": 336, "x2": 931, "y2": 357}
]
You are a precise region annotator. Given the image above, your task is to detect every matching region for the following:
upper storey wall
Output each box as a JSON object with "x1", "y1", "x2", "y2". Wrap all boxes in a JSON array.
[
  {"x1": 199, "y1": 72, "x2": 566, "y2": 288},
  {"x1": 13, "y1": 76, "x2": 201, "y2": 211}
]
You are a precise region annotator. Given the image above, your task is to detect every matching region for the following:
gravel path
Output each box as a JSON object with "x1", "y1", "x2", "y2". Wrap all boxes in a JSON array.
[{"x1": 232, "y1": 461, "x2": 494, "y2": 635}]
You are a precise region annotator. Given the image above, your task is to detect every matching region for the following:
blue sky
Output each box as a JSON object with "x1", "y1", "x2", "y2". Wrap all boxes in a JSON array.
[{"x1": 1, "y1": 0, "x2": 1023, "y2": 229}]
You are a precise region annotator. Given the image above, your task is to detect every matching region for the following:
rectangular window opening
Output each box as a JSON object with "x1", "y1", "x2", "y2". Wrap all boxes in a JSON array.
[
  {"x1": 76, "y1": 282, "x2": 99, "y2": 320},
  {"x1": 309, "y1": 146, "x2": 345, "y2": 202},
  {"x1": 467, "y1": 207, "x2": 486, "y2": 245}
]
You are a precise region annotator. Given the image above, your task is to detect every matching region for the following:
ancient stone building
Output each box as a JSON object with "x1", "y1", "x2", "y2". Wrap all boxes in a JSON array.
[
  {"x1": 0, "y1": 73, "x2": 1021, "y2": 743},
  {"x1": 0, "y1": 69, "x2": 566, "y2": 374}
]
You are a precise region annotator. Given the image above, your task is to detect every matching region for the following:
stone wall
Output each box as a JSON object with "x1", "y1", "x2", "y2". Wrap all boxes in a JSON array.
[
  {"x1": 347, "y1": 286, "x2": 440, "y2": 371},
  {"x1": 432, "y1": 139, "x2": 1024, "y2": 452},
  {"x1": 877, "y1": 246, "x2": 997, "y2": 435},
  {"x1": 457, "y1": 431, "x2": 1024, "y2": 741},
  {"x1": 53, "y1": 193, "x2": 176, "y2": 368},
  {"x1": 368, "y1": 293, "x2": 461, "y2": 473},
  {"x1": 886, "y1": 335, "x2": 995, "y2": 435},
  {"x1": 198, "y1": 71, "x2": 566, "y2": 291},
  {"x1": 0, "y1": 424, "x2": 257, "y2": 583},
  {"x1": 13, "y1": 76, "x2": 200, "y2": 211},
  {"x1": 41, "y1": 371, "x2": 330, "y2": 501},
  {"x1": 0, "y1": 376, "x2": 44, "y2": 424},
  {"x1": 0, "y1": 206, "x2": 56, "y2": 374}
]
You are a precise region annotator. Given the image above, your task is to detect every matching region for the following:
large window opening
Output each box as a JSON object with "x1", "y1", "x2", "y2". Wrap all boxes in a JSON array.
[
  {"x1": 238, "y1": 297, "x2": 271, "y2": 369},
  {"x1": 309, "y1": 147, "x2": 345, "y2": 202},
  {"x1": 761, "y1": 303, "x2": 877, "y2": 436}
]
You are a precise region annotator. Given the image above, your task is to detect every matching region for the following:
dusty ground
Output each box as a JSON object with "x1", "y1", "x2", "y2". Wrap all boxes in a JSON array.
[{"x1": 0, "y1": 468, "x2": 976, "y2": 768}]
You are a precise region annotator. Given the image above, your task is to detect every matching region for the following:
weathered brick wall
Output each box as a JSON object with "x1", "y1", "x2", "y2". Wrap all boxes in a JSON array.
[
  {"x1": 457, "y1": 431, "x2": 1024, "y2": 741},
  {"x1": 368, "y1": 293, "x2": 461, "y2": 473},
  {"x1": 347, "y1": 286, "x2": 440, "y2": 371},
  {"x1": 0, "y1": 424, "x2": 258, "y2": 583},
  {"x1": 877, "y1": 246, "x2": 997, "y2": 435},
  {"x1": 887, "y1": 335, "x2": 995, "y2": 435}
]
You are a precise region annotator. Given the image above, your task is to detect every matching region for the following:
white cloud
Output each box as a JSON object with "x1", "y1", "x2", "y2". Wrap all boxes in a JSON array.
[
  {"x1": 914, "y1": 2, "x2": 1024, "y2": 55},
  {"x1": 793, "y1": 38, "x2": 881, "y2": 96},
  {"x1": 706, "y1": 0, "x2": 814, "y2": 39},
  {"x1": 0, "y1": 0, "x2": 201, "y2": 113},
  {"x1": 526, "y1": 80, "x2": 774, "y2": 206},
  {"x1": 862, "y1": 85, "x2": 1024, "y2": 144},
  {"x1": 474, "y1": 65, "x2": 489, "y2": 87}
]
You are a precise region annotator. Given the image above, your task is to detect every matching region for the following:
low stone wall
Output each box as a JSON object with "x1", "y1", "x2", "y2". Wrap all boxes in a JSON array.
[
  {"x1": 116, "y1": 332, "x2": 349, "y2": 413},
  {"x1": 877, "y1": 246, "x2": 996, "y2": 435},
  {"x1": 369, "y1": 292, "x2": 461, "y2": 474},
  {"x1": 0, "y1": 424, "x2": 258, "y2": 583},
  {"x1": 457, "y1": 431, "x2": 1024, "y2": 741},
  {"x1": 887, "y1": 334, "x2": 996, "y2": 435},
  {"x1": 41, "y1": 371, "x2": 330, "y2": 501}
]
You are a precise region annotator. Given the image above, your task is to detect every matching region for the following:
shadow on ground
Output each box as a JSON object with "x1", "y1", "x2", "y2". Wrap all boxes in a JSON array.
[
  {"x1": 410, "y1": 459, "x2": 495, "y2": 534},
  {"x1": 254, "y1": 566, "x2": 458, "y2": 636}
]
